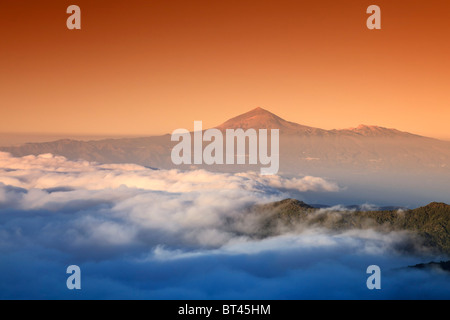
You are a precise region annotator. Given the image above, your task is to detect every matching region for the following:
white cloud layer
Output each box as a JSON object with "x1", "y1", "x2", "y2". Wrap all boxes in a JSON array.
[{"x1": 0, "y1": 152, "x2": 339, "y2": 193}]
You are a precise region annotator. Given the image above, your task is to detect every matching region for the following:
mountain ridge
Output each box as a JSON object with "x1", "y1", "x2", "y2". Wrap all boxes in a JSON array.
[{"x1": 250, "y1": 198, "x2": 450, "y2": 254}]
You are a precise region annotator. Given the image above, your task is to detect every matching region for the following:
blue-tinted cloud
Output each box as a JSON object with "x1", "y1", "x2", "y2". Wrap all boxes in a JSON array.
[{"x1": 0, "y1": 152, "x2": 448, "y2": 299}]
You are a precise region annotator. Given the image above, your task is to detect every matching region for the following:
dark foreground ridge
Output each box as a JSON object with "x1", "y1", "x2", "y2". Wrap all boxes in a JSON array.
[
  {"x1": 250, "y1": 199, "x2": 450, "y2": 255},
  {"x1": 409, "y1": 260, "x2": 450, "y2": 272}
]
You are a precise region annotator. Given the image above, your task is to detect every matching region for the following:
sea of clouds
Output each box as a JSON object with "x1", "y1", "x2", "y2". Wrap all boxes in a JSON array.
[{"x1": 0, "y1": 152, "x2": 448, "y2": 299}]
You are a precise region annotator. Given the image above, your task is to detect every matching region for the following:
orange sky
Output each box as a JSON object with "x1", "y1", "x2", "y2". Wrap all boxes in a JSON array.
[{"x1": 0, "y1": 0, "x2": 449, "y2": 139}]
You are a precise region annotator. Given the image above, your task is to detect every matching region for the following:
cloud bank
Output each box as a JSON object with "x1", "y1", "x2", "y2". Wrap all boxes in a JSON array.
[{"x1": 0, "y1": 152, "x2": 448, "y2": 299}]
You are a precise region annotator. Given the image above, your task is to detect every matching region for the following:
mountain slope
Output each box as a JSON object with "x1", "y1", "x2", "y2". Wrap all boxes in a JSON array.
[
  {"x1": 250, "y1": 199, "x2": 450, "y2": 254},
  {"x1": 215, "y1": 107, "x2": 329, "y2": 135}
]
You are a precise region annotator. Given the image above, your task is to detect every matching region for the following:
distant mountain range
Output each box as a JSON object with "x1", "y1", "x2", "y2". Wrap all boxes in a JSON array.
[
  {"x1": 216, "y1": 107, "x2": 420, "y2": 138},
  {"x1": 2, "y1": 107, "x2": 449, "y2": 177}
]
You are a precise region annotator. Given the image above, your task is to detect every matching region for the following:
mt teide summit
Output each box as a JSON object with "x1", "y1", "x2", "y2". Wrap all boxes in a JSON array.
[{"x1": 215, "y1": 107, "x2": 328, "y2": 135}]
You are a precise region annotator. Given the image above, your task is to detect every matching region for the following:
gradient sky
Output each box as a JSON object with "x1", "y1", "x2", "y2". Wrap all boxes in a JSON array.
[{"x1": 0, "y1": 0, "x2": 449, "y2": 139}]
